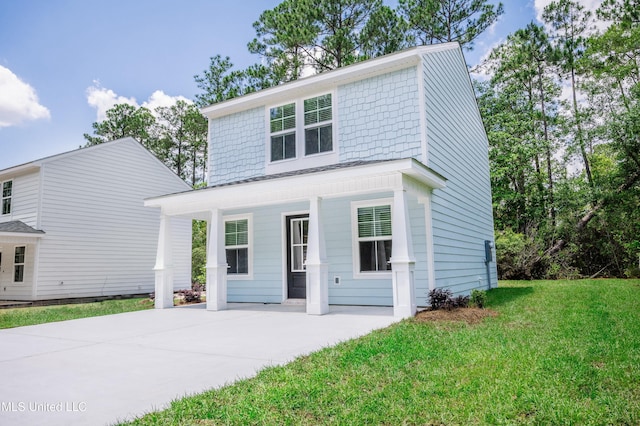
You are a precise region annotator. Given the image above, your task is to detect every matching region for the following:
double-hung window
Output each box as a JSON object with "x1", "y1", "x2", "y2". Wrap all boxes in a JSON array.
[
  {"x1": 268, "y1": 93, "x2": 334, "y2": 164},
  {"x1": 225, "y1": 218, "x2": 250, "y2": 276},
  {"x1": 304, "y1": 94, "x2": 333, "y2": 155},
  {"x1": 14, "y1": 246, "x2": 25, "y2": 283},
  {"x1": 270, "y1": 103, "x2": 296, "y2": 162},
  {"x1": 2, "y1": 180, "x2": 12, "y2": 215},
  {"x1": 355, "y1": 204, "x2": 392, "y2": 273}
]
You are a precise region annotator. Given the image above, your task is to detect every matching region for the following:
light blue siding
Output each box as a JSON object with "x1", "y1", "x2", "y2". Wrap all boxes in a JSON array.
[
  {"x1": 422, "y1": 49, "x2": 498, "y2": 294},
  {"x1": 227, "y1": 193, "x2": 430, "y2": 307},
  {"x1": 338, "y1": 67, "x2": 422, "y2": 162},
  {"x1": 209, "y1": 107, "x2": 265, "y2": 185}
]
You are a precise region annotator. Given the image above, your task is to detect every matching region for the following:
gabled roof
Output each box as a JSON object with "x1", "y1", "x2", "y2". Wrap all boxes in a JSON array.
[
  {"x1": 200, "y1": 42, "x2": 461, "y2": 119},
  {"x1": 0, "y1": 138, "x2": 190, "y2": 189},
  {"x1": 0, "y1": 221, "x2": 45, "y2": 235}
]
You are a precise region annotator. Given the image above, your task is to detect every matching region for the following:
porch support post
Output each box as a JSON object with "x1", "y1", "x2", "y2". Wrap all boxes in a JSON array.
[
  {"x1": 154, "y1": 213, "x2": 174, "y2": 309},
  {"x1": 390, "y1": 189, "x2": 417, "y2": 318},
  {"x1": 206, "y1": 208, "x2": 228, "y2": 311},
  {"x1": 305, "y1": 196, "x2": 329, "y2": 315}
]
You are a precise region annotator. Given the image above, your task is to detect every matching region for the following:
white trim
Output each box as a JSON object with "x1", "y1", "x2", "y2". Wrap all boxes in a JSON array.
[
  {"x1": 1, "y1": 179, "x2": 13, "y2": 217},
  {"x1": 12, "y1": 245, "x2": 25, "y2": 283},
  {"x1": 265, "y1": 90, "x2": 339, "y2": 175},
  {"x1": 417, "y1": 62, "x2": 429, "y2": 165},
  {"x1": 420, "y1": 192, "x2": 437, "y2": 291},
  {"x1": 145, "y1": 158, "x2": 446, "y2": 215},
  {"x1": 351, "y1": 198, "x2": 393, "y2": 280},
  {"x1": 0, "y1": 233, "x2": 44, "y2": 240},
  {"x1": 223, "y1": 213, "x2": 253, "y2": 280},
  {"x1": 201, "y1": 43, "x2": 460, "y2": 119},
  {"x1": 31, "y1": 239, "x2": 40, "y2": 299}
]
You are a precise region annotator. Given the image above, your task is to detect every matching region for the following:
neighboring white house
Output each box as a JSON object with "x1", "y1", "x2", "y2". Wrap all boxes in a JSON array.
[
  {"x1": 145, "y1": 42, "x2": 498, "y2": 318},
  {"x1": 0, "y1": 137, "x2": 192, "y2": 301}
]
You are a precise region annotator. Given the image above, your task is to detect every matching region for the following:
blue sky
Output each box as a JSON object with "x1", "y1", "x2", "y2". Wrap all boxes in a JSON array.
[{"x1": 0, "y1": 0, "x2": 592, "y2": 170}]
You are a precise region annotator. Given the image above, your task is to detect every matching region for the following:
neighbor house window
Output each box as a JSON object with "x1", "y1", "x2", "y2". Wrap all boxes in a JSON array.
[
  {"x1": 225, "y1": 218, "x2": 249, "y2": 275},
  {"x1": 2, "y1": 180, "x2": 12, "y2": 215},
  {"x1": 304, "y1": 94, "x2": 333, "y2": 156},
  {"x1": 14, "y1": 246, "x2": 25, "y2": 283},
  {"x1": 356, "y1": 204, "x2": 392, "y2": 272},
  {"x1": 270, "y1": 103, "x2": 296, "y2": 162}
]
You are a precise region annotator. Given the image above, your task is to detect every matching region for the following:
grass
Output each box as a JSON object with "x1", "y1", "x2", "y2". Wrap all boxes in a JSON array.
[
  {"x1": 122, "y1": 279, "x2": 640, "y2": 425},
  {"x1": 0, "y1": 297, "x2": 154, "y2": 329}
]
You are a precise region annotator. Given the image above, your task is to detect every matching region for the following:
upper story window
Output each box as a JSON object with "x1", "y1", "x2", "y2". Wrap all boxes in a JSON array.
[
  {"x1": 268, "y1": 93, "x2": 334, "y2": 164},
  {"x1": 270, "y1": 103, "x2": 296, "y2": 162},
  {"x1": 304, "y1": 94, "x2": 333, "y2": 156},
  {"x1": 2, "y1": 180, "x2": 12, "y2": 215}
]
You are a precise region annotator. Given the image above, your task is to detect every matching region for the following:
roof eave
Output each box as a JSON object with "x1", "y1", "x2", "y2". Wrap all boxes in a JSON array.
[{"x1": 200, "y1": 43, "x2": 460, "y2": 119}]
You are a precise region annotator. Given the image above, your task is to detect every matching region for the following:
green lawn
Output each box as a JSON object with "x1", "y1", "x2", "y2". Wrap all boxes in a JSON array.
[
  {"x1": 0, "y1": 297, "x2": 153, "y2": 329},
  {"x1": 123, "y1": 279, "x2": 640, "y2": 425}
]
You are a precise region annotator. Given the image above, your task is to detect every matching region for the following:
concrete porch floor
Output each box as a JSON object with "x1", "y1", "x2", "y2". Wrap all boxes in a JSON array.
[{"x1": 0, "y1": 303, "x2": 396, "y2": 425}]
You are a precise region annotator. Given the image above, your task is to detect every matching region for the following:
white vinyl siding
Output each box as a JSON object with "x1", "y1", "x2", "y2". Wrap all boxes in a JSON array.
[
  {"x1": 34, "y1": 139, "x2": 192, "y2": 300},
  {"x1": 0, "y1": 172, "x2": 40, "y2": 228}
]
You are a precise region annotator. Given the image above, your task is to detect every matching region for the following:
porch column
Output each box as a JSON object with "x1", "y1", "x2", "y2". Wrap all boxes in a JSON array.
[
  {"x1": 305, "y1": 196, "x2": 329, "y2": 315},
  {"x1": 154, "y1": 214, "x2": 174, "y2": 309},
  {"x1": 206, "y1": 208, "x2": 228, "y2": 311},
  {"x1": 390, "y1": 189, "x2": 417, "y2": 318}
]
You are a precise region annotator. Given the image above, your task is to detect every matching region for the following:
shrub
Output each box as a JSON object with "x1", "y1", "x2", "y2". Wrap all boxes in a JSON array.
[
  {"x1": 470, "y1": 289, "x2": 486, "y2": 309},
  {"x1": 428, "y1": 288, "x2": 452, "y2": 310},
  {"x1": 449, "y1": 295, "x2": 470, "y2": 309}
]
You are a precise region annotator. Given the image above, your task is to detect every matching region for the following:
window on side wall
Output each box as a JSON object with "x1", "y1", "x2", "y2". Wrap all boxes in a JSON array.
[
  {"x1": 2, "y1": 180, "x2": 12, "y2": 215},
  {"x1": 225, "y1": 217, "x2": 250, "y2": 276},
  {"x1": 354, "y1": 203, "x2": 393, "y2": 274},
  {"x1": 14, "y1": 246, "x2": 25, "y2": 283}
]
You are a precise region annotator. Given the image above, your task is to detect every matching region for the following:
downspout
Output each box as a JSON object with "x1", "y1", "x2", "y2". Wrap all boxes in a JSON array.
[{"x1": 484, "y1": 240, "x2": 494, "y2": 289}]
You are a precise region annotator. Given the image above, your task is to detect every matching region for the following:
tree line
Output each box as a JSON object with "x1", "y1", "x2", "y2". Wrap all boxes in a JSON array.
[
  {"x1": 83, "y1": 0, "x2": 639, "y2": 281},
  {"x1": 476, "y1": 0, "x2": 639, "y2": 279}
]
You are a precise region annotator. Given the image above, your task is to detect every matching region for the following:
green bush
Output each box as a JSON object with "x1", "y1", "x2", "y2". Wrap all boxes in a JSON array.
[{"x1": 470, "y1": 289, "x2": 486, "y2": 308}]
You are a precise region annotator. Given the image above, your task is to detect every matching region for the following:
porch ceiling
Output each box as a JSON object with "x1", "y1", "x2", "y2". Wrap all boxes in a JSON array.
[{"x1": 145, "y1": 158, "x2": 446, "y2": 218}]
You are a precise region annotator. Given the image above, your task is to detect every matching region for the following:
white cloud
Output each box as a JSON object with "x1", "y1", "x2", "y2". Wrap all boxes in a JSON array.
[
  {"x1": 141, "y1": 90, "x2": 191, "y2": 112},
  {"x1": 86, "y1": 81, "x2": 138, "y2": 122},
  {"x1": 86, "y1": 83, "x2": 191, "y2": 122},
  {"x1": 534, "y1": 0, "x2": 606, "y2": 32},
  {"x1": 0, "y1": 65, "x2": 50, "y2": 128}
]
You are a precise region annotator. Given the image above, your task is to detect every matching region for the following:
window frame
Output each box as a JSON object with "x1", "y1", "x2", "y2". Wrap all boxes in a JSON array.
[
  {"x1": 14, "y1": 245, "x2": 25, "y2": 283},
  {"x1": 265, "y1": 91, "x2": 337, "y2": 169},
  {"x1": 269, "y1": 102, "x2": 297, "y2": 162},
  {"x1": 351, "y1": 198, "x2": 393, "y2": 279},
  {"x1": 223, "y1": 214, "x2": 253, "y2": 280},
  {"x1": 1, "y1": 180, "x2": 13, "y2": 216}
]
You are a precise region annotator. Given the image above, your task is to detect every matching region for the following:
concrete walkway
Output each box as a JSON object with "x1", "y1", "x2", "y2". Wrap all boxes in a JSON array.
[{"x1": 0, "y1": 303, "x2": 396, "y2": 425}]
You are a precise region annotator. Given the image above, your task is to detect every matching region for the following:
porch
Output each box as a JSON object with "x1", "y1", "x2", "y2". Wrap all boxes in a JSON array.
[{"x1": 144, "y1": 159, "x2": 446, "y2": 319}]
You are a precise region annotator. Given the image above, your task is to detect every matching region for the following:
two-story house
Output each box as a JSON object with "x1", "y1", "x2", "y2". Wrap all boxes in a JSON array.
[
  {"x1": 0, "y1": 137, "x2": 192, "y2": 301},
  {"x1": 145, "y1": 42, "x2": 498, "y2": 318}
]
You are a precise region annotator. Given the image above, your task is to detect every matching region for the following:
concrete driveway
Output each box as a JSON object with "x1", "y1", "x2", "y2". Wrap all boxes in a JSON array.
[{"x1": 0, "y1": 303, "x2": 396, "y2": 425}]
